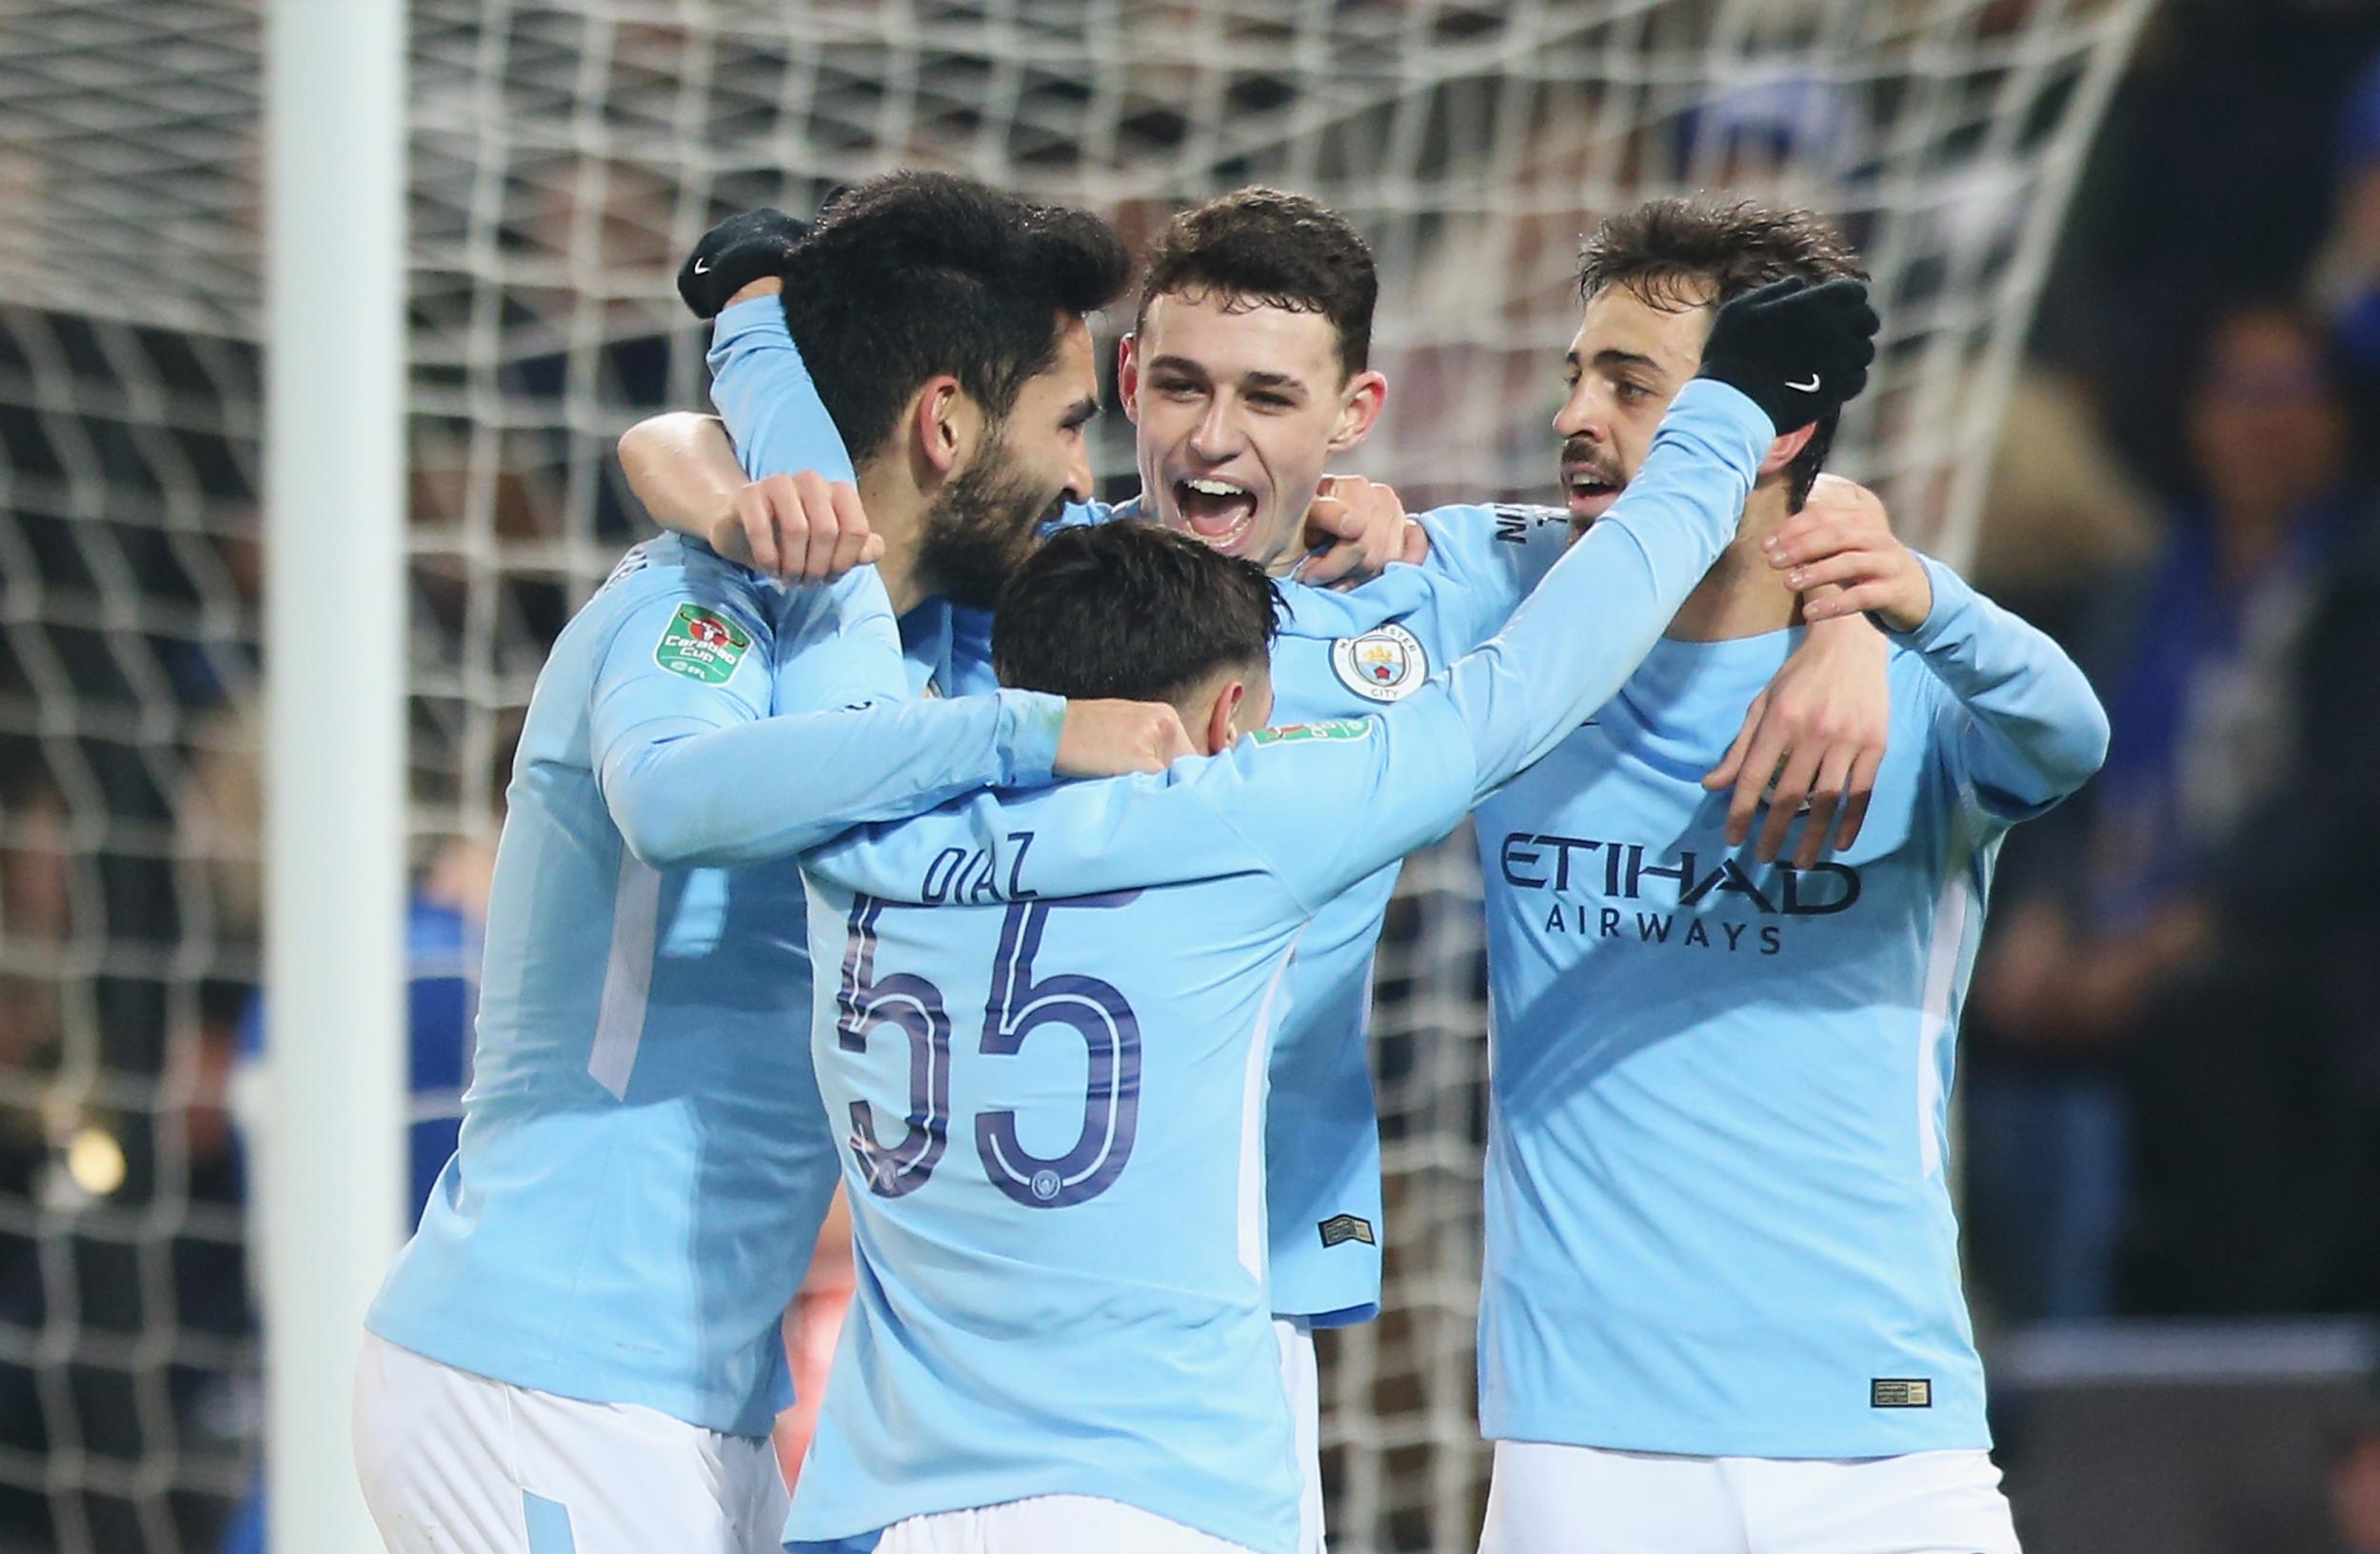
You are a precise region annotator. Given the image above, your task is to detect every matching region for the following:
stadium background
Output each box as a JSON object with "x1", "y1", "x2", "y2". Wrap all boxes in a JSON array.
[{"x1": 0, "y1": 0, "x2": 2377, "y2": 1550}]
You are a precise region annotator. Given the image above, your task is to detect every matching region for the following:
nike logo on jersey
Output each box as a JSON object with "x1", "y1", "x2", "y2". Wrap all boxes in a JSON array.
[
  {"x1": 1786, "y1": 373, "x2": 1820, "y2": 392},
  {"x1": 692, "y1": 257, "x2": 713, "y2": 274}
]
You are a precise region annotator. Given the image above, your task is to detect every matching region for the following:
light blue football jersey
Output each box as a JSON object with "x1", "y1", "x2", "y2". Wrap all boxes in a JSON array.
[
  {"x1": 1229, "y1": 523, "x2": 1561, "y2": 1323},
  {"x1": 367, "y1": 484, "x2": 1072, "y2": 1430},
  {"x1": 778, "y1": 380, "x2": 1775, "y2": 1553},
  {"x1": 1473, "y1": 555, "x2": 2109, "y2": 1459},
  {"x1": 705, "y1": 295, "x2": 1577, "y2": 1324},
  {"x1": 1036, "y1": 496, "x2": 1571, "y2": 1324}
]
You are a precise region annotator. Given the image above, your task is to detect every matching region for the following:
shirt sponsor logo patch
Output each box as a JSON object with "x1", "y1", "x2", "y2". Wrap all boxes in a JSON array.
[
  {"x1": 1493, "y1": 503, "x2": 1567, "y2": 545},
  {"x1": 1318, "y1": 1214, "x2": 1377, "y2": 1248},
  {"x1": 1871, "y1": 1378, "x2": 1932, "y2": 1408},
  {"x1": 654, "y1": 604, "x2": 751, "y2": 684},
  {"x1": 1330, "y1": 623, "x2": 1426, "y2": 703},
  {"x1": 1251, "y1": 719, "x2": 1373, "y2": 747}
]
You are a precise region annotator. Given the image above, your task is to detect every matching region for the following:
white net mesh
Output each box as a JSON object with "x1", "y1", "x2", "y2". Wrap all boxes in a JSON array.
[{"x1": 0, "y1": 2, "x2": 2150, "y2": 1549}]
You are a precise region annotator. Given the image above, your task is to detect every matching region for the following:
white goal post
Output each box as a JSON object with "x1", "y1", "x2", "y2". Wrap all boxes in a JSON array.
[{"x1": 260, "y1": 1, "x2": 407, "y2": 1550}]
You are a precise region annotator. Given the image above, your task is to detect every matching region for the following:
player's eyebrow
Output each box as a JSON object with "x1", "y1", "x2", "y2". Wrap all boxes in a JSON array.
[
  {"x1": 1060, "y1": 395, "x2": 1100, "y2": 429},
  {"x1": 1238, "y1": 369, "x2": 1308, "y2": 397},
  {"x1": 1591, "y1": 348, "x2": 1666, "y2": 379}
]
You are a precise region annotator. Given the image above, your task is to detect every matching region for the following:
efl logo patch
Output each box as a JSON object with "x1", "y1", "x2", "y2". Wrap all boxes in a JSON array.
[
  {"x1": 1318, "y1": 1214, "x2": 1377, "y2": 1248},
  {"x1": 654, "y1": 604, "x2": 751, "y2": 685},
  {"x1": 1330, "y1": 623, "x2": 1427, "y2": 704},
  {"x1": 1251, "y1": 719, "x2": 1373, "y2": 748},
  {"x1": 1871, "y1": 1378, "x2": 1932, "y2": 1408}
]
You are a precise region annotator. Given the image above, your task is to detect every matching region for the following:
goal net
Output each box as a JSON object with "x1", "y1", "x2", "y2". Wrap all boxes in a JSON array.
[{"x1": 0, "y1": 2, "x2": 2150, "y2": 1549}]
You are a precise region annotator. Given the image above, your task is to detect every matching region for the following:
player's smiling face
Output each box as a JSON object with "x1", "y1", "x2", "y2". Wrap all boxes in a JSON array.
[
  {"x1": 1554, "y1": 281, "x2": 1716, "y2": 528},
  {"x1": 1007, "y1": 316, "x2": 1102, "y2": 520},
  {"x1": 1121, "y1": 289, "x2": 1383, "y2": 571}
]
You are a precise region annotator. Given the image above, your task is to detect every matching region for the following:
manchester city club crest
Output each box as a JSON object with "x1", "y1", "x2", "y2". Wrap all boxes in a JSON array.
[{"x1": 1330, "y1": 623, "x2": 1427, "y2": 703}]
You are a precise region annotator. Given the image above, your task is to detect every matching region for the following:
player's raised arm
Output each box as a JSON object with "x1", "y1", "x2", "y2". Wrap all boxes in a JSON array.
[
  {"x1": 1223, "y1": 280, "x2": 1881, "y2": 910},
  {"x1": 1769, "y1": 484, "x2": 2110, "y2": 819},
  {"x1": 1438, "y1": 280, "x2": 1878, "y2": 802},
  {"x1": 621, "y1": 209, "x2": 875, "y2": 580},
  {"x1": 618, "y1": 412, "x2": 880, "y2": 582}
]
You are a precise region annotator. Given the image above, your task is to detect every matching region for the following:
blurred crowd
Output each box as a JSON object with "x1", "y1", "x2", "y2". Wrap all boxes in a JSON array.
[{"x1": 1959, "y1": 0, "x2": 2380, "y2": 1330}]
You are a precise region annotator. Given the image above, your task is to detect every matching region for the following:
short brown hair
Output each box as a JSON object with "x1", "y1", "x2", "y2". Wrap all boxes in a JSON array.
[
  {"x1": 1578, "y1": 198, "x2": 1868, "y2": 505},
  {"x1": 1135, "y1": 187, "x2": 1377, "y2": 376}
]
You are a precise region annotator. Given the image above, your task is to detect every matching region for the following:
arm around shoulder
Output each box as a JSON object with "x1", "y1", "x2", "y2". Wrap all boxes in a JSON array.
[{"x1": 1898, "y1": 553, "x2": 2110, "y2": 813}]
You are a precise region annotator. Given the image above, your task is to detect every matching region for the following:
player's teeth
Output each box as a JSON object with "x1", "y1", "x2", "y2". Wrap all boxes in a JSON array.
[{"x1": 1184, "y1": 478, "x2": 1246, "y2": 497}]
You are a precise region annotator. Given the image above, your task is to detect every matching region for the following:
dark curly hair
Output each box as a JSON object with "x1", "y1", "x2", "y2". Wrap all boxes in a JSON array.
[
  {"x1": 781, "y1": 170, "x2": 1131, "y2": 461},
  {"x1": 1578, "y1": 197, "x2": 1867, "y2": 505}
]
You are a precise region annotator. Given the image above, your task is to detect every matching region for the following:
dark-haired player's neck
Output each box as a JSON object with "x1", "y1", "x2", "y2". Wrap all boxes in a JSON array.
[
  {"x1": 1662, "y1": 475, "x2": 1806, "y2": 643},
  {"x1": 1177, "y1": 661, "x2": 1274, "y2": 755},
  {"x1": 851, "y1": 379, "x2": 1016, "y2": 617},
  {"x1": 853, "y1": 454, "x2": 934, "y2": 616}
]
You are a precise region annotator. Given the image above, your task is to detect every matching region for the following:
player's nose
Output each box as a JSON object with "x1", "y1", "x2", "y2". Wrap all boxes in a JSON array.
[
  {"x1": 1063, "y1": 440, "x2": 1094, "y2": 504},
  {"x1": 1552, "y1": 388, "x2": 1606, "y2": 442},
  {"x1": 1188, "y1": 401, "x2": 1245, "y2": 460}
]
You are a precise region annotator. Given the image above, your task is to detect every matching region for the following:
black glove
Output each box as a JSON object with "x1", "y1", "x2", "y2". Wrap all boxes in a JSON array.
[
  {"x1": 676, "y1": 209, "x2": 809, "y2": 321},
  {"x1": 1693, "y1": 276, "x2": 1879, "y2": 431}
]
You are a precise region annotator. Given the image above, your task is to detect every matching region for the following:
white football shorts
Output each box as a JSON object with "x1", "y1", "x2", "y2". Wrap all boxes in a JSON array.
[
  {"x1": 1477, "y1": 1439, "x2": 2021, "y2": 1554},
  {"x1": 1276, "y1": 1314, "x2": 1328, "y2": 1554},
  {"x1": 869, "y1": 1495, "x2": 1259, "y2": 1553},
  {"x1": 352, "y1": 1332, "x2": 788, "y2": 1554}
]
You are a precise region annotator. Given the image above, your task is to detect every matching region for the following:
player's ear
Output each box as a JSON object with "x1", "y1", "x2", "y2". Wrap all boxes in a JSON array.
[
  {"x1": 1117, "y1": 334, "x2": 1144, "y2": 424},
  {"x1": 1756, "y1": 421, "x2": 1817, "y2": 479},
  {"x1": 910, "y1": 375, "x2": 977, "y2": 479},
  {"x1": 1204, "y1": 679, "x2": 1246, "y2": 755},
  {"x1": 1327, "y1": 369, "x2": 1389, "y2": 455}
]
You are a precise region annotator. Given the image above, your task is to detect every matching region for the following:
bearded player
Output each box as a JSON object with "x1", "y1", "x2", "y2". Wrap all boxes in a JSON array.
[{"x1": 624, "y1": 187, "x2": 1894, "y2": 1552}]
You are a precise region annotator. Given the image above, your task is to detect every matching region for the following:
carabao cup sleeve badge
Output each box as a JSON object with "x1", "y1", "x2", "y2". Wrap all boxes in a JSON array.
[
  {"x1": 654, "y1": 604, "x2": 751, "y2": 685},
  {"x1": 1329, "y1": 623, "x2": 1427, "y2": 703}
]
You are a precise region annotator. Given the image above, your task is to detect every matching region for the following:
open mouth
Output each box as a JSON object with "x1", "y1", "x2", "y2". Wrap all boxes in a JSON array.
[
  {"x1": 1563, "y1": 468, "x2": 1623, "y2": 519},
  {"x1": 1173, "y1": 475, "x2": 1259, "y2": 550}
]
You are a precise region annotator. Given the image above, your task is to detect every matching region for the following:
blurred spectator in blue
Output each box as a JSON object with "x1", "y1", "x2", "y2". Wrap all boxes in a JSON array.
[
  {"x1": 2088, "y1": 304, "x2": 2352, "y2": 932},
  {"x1": 2187, "y1": 405, "x2": 2380, "y2": 1316},
  {"x1": 1967, "y1": 300, "x2": 2362, "y2": 1319},
  {"x1": 2033, "y1": 1, "x2": 2380, "y2": 488}
]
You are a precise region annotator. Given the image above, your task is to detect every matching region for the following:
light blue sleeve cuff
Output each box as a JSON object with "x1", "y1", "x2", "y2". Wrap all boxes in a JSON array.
[
  {"x1": 1592, "y1": 378, "x2": 1774, "y2": 565},
  {"x1": 1890, "y1": 554, "x2": 1975, "y2": 654},
  {"x1": 707, "y1": 294, "x2": 785, "y2": 357},
  {"x1": 997, "y1": 688, "x2": 1068, "y2": 786},
  {"x1": 1670, "y1": 377, "x2": 1781, "y2": 459}
]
